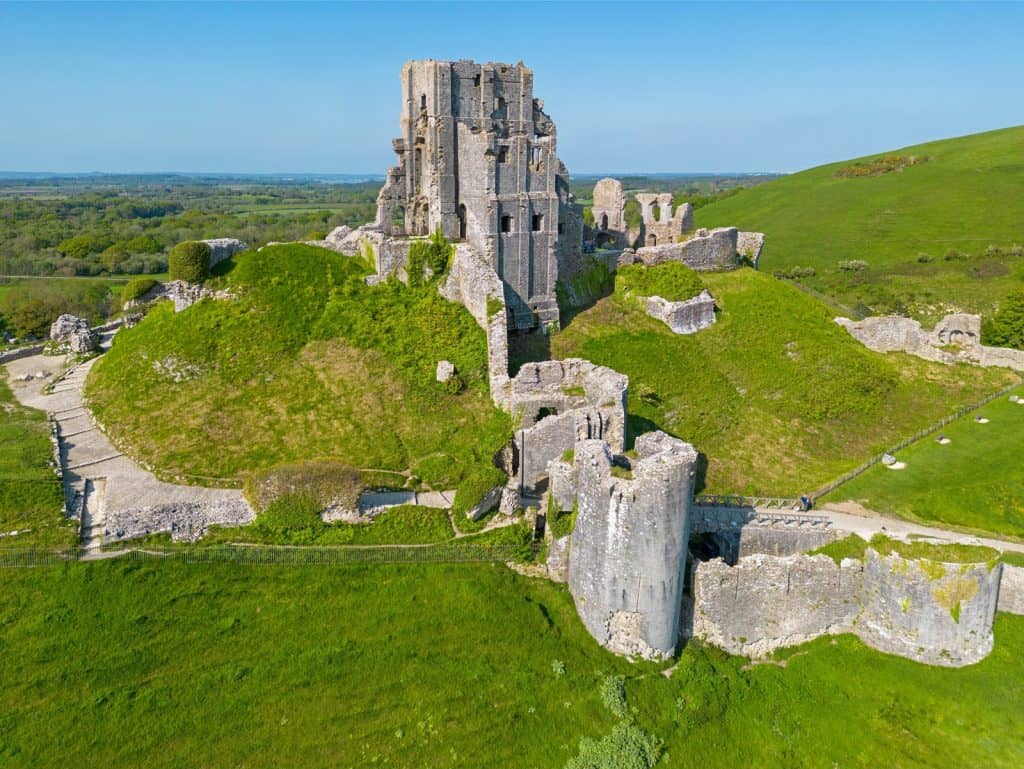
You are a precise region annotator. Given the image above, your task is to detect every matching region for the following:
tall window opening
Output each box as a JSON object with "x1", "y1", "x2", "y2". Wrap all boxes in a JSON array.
[
  {"x1": 531, "y1": 213, "x2": 543, "y2": 232},
  {"x1": 497, "y1": 146, "x2": 508, "y2": 164},
  {"x1": 501, "y1": 215, "x2": 513, "y2": 233}
]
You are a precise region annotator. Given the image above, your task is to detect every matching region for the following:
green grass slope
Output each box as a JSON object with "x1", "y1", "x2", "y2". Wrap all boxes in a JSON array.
[
  {"x1": 552, "y1": 269, "x2": 1016, "y2": 496},
  {"x1": 85, "y1": 244, "x2": 510, "y2": 498},
  {"x1": 1, "y1": 560, "x2": 1022, "y2": 768},
  {"x1": 829, "y1": 386, "x2": 1024, "y2": 539},
  {"x1": 0, "y1": 372, "x2": 72, "y2": 548},
  {"x1": 697, "y1": 126, "x2": 1024, "y2": 322}
]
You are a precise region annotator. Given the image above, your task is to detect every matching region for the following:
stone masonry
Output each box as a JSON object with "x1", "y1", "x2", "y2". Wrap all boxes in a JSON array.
[
  {"x1": 836, "y1": 313, "x2": 1024, "y2": 373},
  {"x1": 635, "y1": 192, "x2": 694, "y2": 247},
  {"x1": 637, "y1": 226, "x2": 741, "y2": 271},
  {"x1": 373, "y1": 59, "x2": 584, "y2": 330},
  {"x1": 590, "y1": 178, "x2": 628, "y2": 248},
  {"x1": 644, "y1": 288, "x2": 716, "y2": 334},
  {"x1": 568, "y1": 432, "x2": 700, "y2": 659}
]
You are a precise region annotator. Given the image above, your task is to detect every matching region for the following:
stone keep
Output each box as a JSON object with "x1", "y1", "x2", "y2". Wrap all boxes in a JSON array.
[
  {"x1": 591, "y1": 178, "x2": 628, "y2": 248},
  {"x1": 375, "y1": 59, "x2": 584, "y2": 330},
  {"x1": 568, "y1": 432, "x2": 699, "y2": 659},
  {"x1": 635, "y1": 192, "x2": 694, "y2": 247}
]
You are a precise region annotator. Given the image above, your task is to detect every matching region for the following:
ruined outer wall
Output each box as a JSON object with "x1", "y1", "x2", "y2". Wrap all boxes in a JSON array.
[
  {"x1": 568, "y1": 432, "x2": 698, "y2": 659},
  {"x1": 858, "y1": 550, "x2": 1000, "y2": 666},
  {"x1": 997, "y1": 563, "x2": 1024, "y2": 614},
  {"x1": 637, "y1": 227, "x2": 739, "y2": 271},
  {"x1": 691, "y1": 554, "x2": 862, "y2": 658},
  {"x1": 644, "y1": 289, "x2": 716, "y2": 335},
  {"x1": 691, "y1": 549, "x2": 1003, "y2": 666}
]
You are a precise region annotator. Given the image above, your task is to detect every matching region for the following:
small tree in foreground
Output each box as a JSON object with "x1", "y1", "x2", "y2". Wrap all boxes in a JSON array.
[
  {"x1": 982, "y1": 289, "x2": 1024, "y2": 350},
  {"x1": 168, "y1": 241, "x2": 211, "y2": 284}
]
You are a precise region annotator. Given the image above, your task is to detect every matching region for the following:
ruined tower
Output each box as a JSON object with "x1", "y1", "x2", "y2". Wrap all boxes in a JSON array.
[
  {"x1": 568, "y1": 431, "x2": 699, "y2": 659},
  {"x1": 375, "y1": 60, "x2": 583, "y2": 330}
]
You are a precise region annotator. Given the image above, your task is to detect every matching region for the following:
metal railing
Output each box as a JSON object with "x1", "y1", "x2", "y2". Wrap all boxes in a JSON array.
[{"x1": 694, "y1": 494, "x2": 801, "y2": 510}]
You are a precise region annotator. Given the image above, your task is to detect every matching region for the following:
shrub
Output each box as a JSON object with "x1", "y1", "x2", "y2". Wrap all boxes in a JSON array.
[
  {"x1": 121, "y1": 277, "x2": 158, "y2": 304},
  {"x1": 943, "y1": 249, "x2": 969, "y2": 261},
  {"x1": 406, "y1": 227, "x2": 453, "y2": 286},
  {"x1": 833, "y1": 154, "x2": 925, "y2": 178},
  {"x1": 773, "y1": 266, "x2": 816, "y2": 279},
  {"x1": 917, "y1": 253, "x2": 933, "y2": 263},
  {"x1": 616, "y1": 261, "x2": 704, "y2": 303},
  {"x1": 599, "y1": 675, "x2": 628, "y2": 718},
  {"x1": 168, "y1": 240, "x2": 212, "y2": 283},
  {"x1": 982, "y1": 289, "x2": 1024, "y2": 350},
  {"x1": 565, "y1": 722, "x2": 659, "y2": 769}
]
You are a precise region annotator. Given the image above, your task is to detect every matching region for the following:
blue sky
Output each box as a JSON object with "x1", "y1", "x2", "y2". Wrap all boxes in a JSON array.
[{"x1": 0, "y1": 1, "x2": 1021, "y2": 174}]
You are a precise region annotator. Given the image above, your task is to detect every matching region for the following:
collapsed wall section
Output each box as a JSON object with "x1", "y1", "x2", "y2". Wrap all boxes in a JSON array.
[
  {"x1": 568, "y1": 432, "x2": 699, "y2": 659},
  {"x1": 636, "y1": 227, "x2": 740, "y2": 271}
]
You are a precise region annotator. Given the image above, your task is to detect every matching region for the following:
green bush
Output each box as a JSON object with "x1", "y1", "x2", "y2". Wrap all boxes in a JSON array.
[
  {"x1": 615, "y1": 261, "x2": 704, "y2": 303},
  {"x1": 121, "y1": 277, "x2": 159, "y2": 303},
  {"x1": 982, "y1": 289, "x2": 1024, "y2": 349},
  {"x1": 565, "y1": 722, "x2": 659, "y2": 769},
  {"x1": 168, "y1": 240, "x2": 212, "y2": 283},
  {"x1": 406, "y1": 227, "x2": 453, "y2": 287}
]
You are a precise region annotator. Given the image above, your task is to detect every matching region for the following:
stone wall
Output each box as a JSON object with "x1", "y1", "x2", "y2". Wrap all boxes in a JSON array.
[
  {"x1": 836, "y1": 313, "x2": 1024, "y2": 373},
  {"x1": 637, "y1": 227, "x2": 740, "y2": 271},
  {"x1": 736, "y1": 231, "x2": 766, "y2": 266},
  {"x1": 644, "y1": 289, "x2": 716, "y2": 334},
  {"x1": 690, "y1": 548, "x2": 1004, "y2": 666},
  {"x1": 509, "y1": 358, "x2": 627, "y2": 495},
  {"x1": 568, "y1": 433, "x2": 699, "y2": 659},
  {"x1": 105, "y1": 498, "x2": 255, "y2": 543},
  {"x1": 201, "y1": 238, "x2": 248, "y2": 268},
  {"x1": 440, "y1": 243, "x2": 510, "y2": 407},
  {"x1": 997, "y1": 563, "x2": 1024, "y2": 615}
]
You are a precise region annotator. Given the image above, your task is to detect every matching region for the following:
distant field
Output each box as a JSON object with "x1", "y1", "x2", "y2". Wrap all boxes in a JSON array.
[
  {"x1": 698, "y1": 126, "x2": 1024, "y2": 323},
  {"x1": 1, "y1": 559, "x2": 1022, "y2": 769},
  {"x1": 828, "y1": 386, "x2": 1024, "y2": 540},
  {"x1": 552, "y1": 268, "x2": 1017, "y2": 496}
]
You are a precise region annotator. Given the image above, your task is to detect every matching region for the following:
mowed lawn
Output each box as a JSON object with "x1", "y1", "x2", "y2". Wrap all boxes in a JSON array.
[
  {"x1": 829, "y1": 387, "x2": 1024, "y2": 539},
  {"x1": 552, "y1": 268, "x2": 1016, "y2": 496},
  {"x1": 697, "y1": 125, "x2": 1024, "y2": 322},
  {"x1": 1, "y1": 560, "x2": 1023, "y2": 768}
]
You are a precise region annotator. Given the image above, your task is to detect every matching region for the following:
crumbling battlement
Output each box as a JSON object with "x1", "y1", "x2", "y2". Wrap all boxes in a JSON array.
[
  {"x1": 510, "y1": 358, "x2": 627, "y2": 495},
  {"x1": 635, "y1": 192, "x2": 694, "y2": 248},
  {"x1": 691, "y1": 548, "x2": 1003, "y2": 666},
  {"x1": 836, "y1": 313, "x2": 1024, "y2": 373},
  {"x1": 568, "y1": 432, "x2": 700, "y2": 659}
]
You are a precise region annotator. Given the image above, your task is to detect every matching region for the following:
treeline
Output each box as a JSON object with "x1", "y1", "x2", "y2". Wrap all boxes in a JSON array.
[{"x1": 0, "y1": 180, "x2": 380, "y2": 278}]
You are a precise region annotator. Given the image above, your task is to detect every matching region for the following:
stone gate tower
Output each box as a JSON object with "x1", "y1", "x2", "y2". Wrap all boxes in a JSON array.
[{"x1": 375, "y1": 59, "x2": 583, "y2": 330}]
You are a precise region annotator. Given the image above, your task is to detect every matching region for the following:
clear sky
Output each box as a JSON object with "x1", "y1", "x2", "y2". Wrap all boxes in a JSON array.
[{"x1": 1, "y1": 1, "x2": 1021, "y2": 174}]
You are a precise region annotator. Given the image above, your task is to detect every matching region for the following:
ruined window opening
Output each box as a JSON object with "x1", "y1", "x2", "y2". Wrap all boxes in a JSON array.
[
  {"x1": 458, "y1": 204, "x2": 467, "y2": 240},
  {"x1": 536, "y1": 407, "x2": 557, "y2": 422},
  {"x1": 494, "y1": 96, "x2": 506, "y2": 116},
  {"x1": 646, "y1": 233, "x2": 657, "y2": 246},
  {"x1": 420, "y1": 94, "x2": 427, "y2": 111},
  {"x1": 531, "y1": 145, "x2": 542, "y2": 167},
  {"x1": 531, "y1": 213, "x2": 543, "y2": 232},
  {"x1": 391, "y1": 206, "x2": 405, "y2": 232},
  {"x1": 600, "y1": 213, "x2": 609, "y2": 230},
  {"x1": 473, "y1": 73, "x2": 481, "y2": 87},
  {"x1": 501, "y1": 214, "x2": 513, "y2": 233},
  {"x1": 497, "y1": 146, "x2": 508, "y2": 164},
  {"x1": 558, "y1": 222, "x2": 565, "y2": 234}
]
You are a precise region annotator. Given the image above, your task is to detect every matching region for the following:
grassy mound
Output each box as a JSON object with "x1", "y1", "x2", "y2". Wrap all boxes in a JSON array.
[
  {"x1": 616, "y1": 262, "x2": 704, "y2": 303},
  {"x1": 697, "y1": 126, "x2": 1024, "y2": 322},
  {"x1": 552, "y1": 268, "x2": 1016, "y2": 496},
  {"x1": 828, "y1": 387, "x2": 1024, "y2": 539},
  {"x1": 1, "y1": 559, "x2": 1022, "y2": 768},
  {"x1": 0, "y1": 373, "x2": 72, "y2": 549},
  {"x1": 85, "y1": 244, "x2": 511, "y2": 499},
  {"x1": 811, "y1": 533, "x2": 1001, "y2": 566}
]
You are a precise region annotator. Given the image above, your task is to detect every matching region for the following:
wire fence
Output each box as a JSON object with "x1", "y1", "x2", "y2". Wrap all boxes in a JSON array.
[
  {"x1": 812, "y1": 382, "x2": 1022, "y2": 500},
  {"x1": 0, "y1": 542, "x2": 527, "y2": 569}
]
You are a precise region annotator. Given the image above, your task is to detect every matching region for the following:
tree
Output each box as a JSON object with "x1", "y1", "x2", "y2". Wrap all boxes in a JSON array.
[
  {"x1": 982, "y1": 289, "x2": 1024, "y2": 350},
  {"x1": 168, "y1": 241, "x2": 211, "y2": 284}
]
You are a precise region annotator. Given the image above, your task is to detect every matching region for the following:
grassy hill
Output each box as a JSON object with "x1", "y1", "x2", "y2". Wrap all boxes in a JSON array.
[
  {"x1": 1, "y1": 558, "x2": 1022, "y2": 768},
  {"x1": 85, "y1": 244, "x2": 510, "y2": 507},
  {"x1": 0, "y1": 373, "x2": 71, "y2": 548},
  {"x1": 552, "y1": 268, "x2": 1017, "y2": 496},
  {"x1": 697, "y1": 126, "x2": 1024, "y2": 323}
]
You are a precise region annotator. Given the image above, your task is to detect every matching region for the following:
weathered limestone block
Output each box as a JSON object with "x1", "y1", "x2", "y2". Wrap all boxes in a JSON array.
[
  {"x1": 49, "y1": 315, "x2": 97, "y2": 354},
  {"x1": 691, "y1": 554, "x2": 862, "y2": 658},
  {"x1": 568, "y1": 432, "x2": 699, "y2": 659},
  {"x1": 466, "y1": 486, "x2": 503, "y2": 521},
  {"x1": 637, "y1": 227, "x2": 740, "y2": 271},
  {"x1": 644, "y1": 289, "x2": 716, "y2": 334},
  {"x1": 858, "y1": 549, "x2": 1000, "y2": 666},
  {"x1": 997, "y1": 563, "x2": 1024, "y2": 615},
  {"x1": 547, "y1": 535, "x2": 570, "y2": 583},
  {"x1": 736, "y1": 231, "x2": 765, "y2": 266},
  {"x1": 436, "y1": 360, "x2": 456, "y2": 383},
  {"x1": 201, "y1": 238, "x2": 248, "y2": 268}
]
